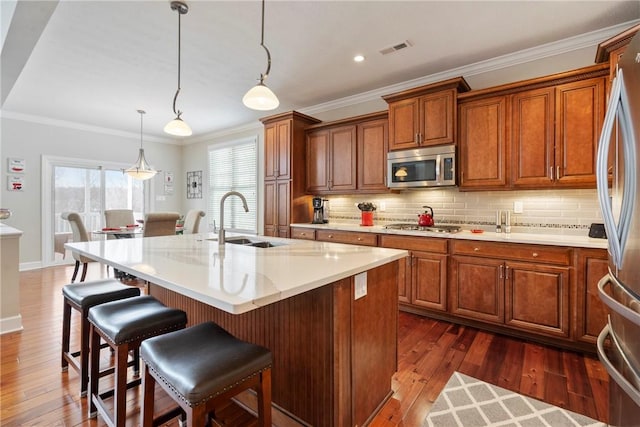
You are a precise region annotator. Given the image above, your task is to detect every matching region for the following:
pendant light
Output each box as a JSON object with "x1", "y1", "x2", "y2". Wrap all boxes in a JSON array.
[
  {"x1": 242, "y1": 0, "x2": 279, "y2": 111},
  {"x1": 164, "y1": 1, "x2": 192, "y2": 137},
  {"x1": 125, "y1": 110, "x2": 157, "y2": 180}
]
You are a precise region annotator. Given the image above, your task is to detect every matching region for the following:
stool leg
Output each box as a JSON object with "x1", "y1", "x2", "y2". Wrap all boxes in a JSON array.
[
  {"x1": 256, "y1": 368, "x2": 272, "y2": 427},
  {"x1": 188, "y1": 405, "x2": 208, "y2": 427},
  {"x1": 61, "y1": 300, "x2": 71, "y2": 371},
  {"x1": 88, "y1": 324, "x2": 101, "y2": 418},
  {"x1": 114, "y1": 343, "x2": 130, "y2": 427},
  {"x1": 141, "y1": 364, "x2": 155, "y2": 427},
  {"x1": 133, "y1": 348, "x2": 140, "y2": 377},
  {"x1": 79, "y1": 308, "x2": 91, "y2": 397}
]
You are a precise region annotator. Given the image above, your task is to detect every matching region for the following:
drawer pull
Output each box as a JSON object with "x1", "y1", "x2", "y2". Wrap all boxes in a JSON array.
[
  {"x1": 328, "y1": 235, "x2": 333, "y2": 238},
  {"x1": 474, "y1": 247, "x2": 480, "y2": 252},
  {"x1": 532, "y1": 252, "x2": 539, "y2": 258},
  {"x1": 300, "y1": 232, "x2": 306, "y2": 236},
  {"x1": 357, "y1": 237, "x2": 362, "y2": 241}
]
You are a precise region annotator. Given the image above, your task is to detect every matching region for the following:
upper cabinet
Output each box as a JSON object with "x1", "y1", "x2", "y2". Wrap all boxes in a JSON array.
[
  {"x1": 595, "y1": 23, "x2": 640, "y2": 95},
  {"x1": 382, "y1": 77, "x2": 470, "y2": 151},
  {"x1": 306, "y1": 112, "x2": 389, "y2": 195},
  {"x1": 458, "y1": 64, "x2": 607, "y2": 191}
]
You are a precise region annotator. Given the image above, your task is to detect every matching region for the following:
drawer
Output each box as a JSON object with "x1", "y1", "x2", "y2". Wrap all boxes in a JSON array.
[
  {"x1": 290, "y1": 227, "x2": 316, "y2": 240},
  {"x1": 451, "y1": 240, "x2": 571, "y2": 265},
  {"x1": 379, "y1": 234, "x2": 448, "y2": 253},
  {"x1": 316, "y1": 230, "x2": 378, "y2": 246}
]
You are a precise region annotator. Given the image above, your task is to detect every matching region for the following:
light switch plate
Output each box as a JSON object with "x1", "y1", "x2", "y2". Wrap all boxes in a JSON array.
[
  {"x1": 514, "y1": 201, "x2": 524, "y2": 214},
  {"x1": 355, "y1": 272, "x2": 367, "y2": 299}
]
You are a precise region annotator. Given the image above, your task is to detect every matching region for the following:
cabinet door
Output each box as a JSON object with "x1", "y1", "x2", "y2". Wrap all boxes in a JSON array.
[
  {"x1": 554, "y1": 77, "x2": 605, "y2": 187},
  {"x1": 505, "y1": 261, "x2": 570, "y2": 338},
  {"x1": 412, "y1": 251, "x2": 447, "y2": 311},
  {"x1": 388, "y1": 98, "x2": 420, "y2": 151},
  {"x1": 275, "y1": 120, "x2": 292, "y2": 180},
  {"x1": 263, "y1": 180, "x2": 277, "y2": 237},
  {"x1": 511, "y1": 87, "x2": 555, "y2": 187},
  {"x1": 450, "y1": 255, "x2": 504, "y2": 324},
  {"x1": 306, "y1": 130, "x2": 330, "y2": 192},
  {"x1": 420, "y1": 89, "x2": 455, "y2": 146},
  {"x1": 357, "y1": 119, "x2": 388, "y2": 191},
  {"x1": 276, "y1": 180, "x2": 290, "y2": 238},
  {"x1": 459, "y1": 96, "x2": 509, "y2": 189},
  {"x1": 264, "y1": 123, "x2": 278, "y2": 181},
  {"x1": 329, "y1": 126, "x2": 357, "y2": 192},
  {"x1": 398, "y1": 256, "x2": 411, "y2": 304},
  {"x1": 575, "y1": 249, "x2": 609, "y2": 344}
]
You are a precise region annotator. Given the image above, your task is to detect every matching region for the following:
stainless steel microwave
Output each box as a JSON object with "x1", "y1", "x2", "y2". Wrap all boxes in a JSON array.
[{"x1": 387, "y1": 145, "x2": 456, "y2": 188}]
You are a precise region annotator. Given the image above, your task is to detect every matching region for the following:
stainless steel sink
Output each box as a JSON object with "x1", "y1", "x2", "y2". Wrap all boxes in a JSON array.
[{"x1": 225, "y1": 237, "x2": 285, "y2": 248}]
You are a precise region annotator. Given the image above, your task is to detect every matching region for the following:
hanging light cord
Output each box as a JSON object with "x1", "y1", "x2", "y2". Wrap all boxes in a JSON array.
[
  {"x1": 259, "y1": 0, "x2": 271, "y2": 84},
  {"x1": 171, "y1": 2, "x2": 186, "y2": 118},
  {"x1": 138, "y1": 109, "x2": 145, "y2": 148}
]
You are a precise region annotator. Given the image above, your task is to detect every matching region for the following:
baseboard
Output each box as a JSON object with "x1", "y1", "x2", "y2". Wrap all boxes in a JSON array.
[
  {"x1": 0, "y1": 314, "x2": 23, "y2": 335},
  {"x1": 20, "y1": 261, "x2": 43, "y2": 271}
]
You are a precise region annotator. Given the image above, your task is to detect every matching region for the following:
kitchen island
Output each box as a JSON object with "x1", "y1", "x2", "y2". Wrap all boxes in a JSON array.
[{"x1": 66, "y1": 233, "x2": 407, "y2": 427}]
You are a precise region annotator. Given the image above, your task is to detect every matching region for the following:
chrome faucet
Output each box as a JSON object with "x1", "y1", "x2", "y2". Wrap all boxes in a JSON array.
[{"x1": 219, "y1": 191, "x2": 249, "y2": 245}]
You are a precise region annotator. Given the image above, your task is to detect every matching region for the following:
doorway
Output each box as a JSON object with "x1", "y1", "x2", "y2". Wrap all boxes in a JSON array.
[{"x1": 42, "y1": 156, "x2": 146, "y2": 266}]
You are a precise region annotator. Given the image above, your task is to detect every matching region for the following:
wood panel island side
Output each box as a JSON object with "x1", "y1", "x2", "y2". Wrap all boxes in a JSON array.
[{"x1": 66, "y1": 233, "x2": 407, "y2": 427}]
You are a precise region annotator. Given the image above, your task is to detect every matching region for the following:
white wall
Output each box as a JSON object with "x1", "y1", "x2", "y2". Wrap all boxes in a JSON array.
[{"x1": 0, "y1": 116, "x2": 182, "y2": 266}]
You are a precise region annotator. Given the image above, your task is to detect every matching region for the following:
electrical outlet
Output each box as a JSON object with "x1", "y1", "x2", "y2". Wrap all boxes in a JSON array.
[
  {"x1": 514, "y1": 201, "x2": 523, "y2": 214},
  {"x1": 355, "y1": 272, "x2": 367, "y2": 299},
  {"x1": 380, "y1": 201, "x2": 386, "y2": 212}
]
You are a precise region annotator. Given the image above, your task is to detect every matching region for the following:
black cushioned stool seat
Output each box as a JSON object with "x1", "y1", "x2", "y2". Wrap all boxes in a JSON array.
[
  {"x1": 140, "y1": 321, "x2": 273, "y2": 427},
  {"x1": 61, "y1": 278, "x2": 140, "y2": 397},
  {"x1": 88, "y1": 295, "x2": 187, "y2": 427}
]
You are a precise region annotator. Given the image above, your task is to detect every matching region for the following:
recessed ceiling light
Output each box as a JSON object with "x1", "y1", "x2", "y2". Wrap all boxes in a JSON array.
[{"x1": 353, "y1": 55, "x2": 365, "y2": 63}]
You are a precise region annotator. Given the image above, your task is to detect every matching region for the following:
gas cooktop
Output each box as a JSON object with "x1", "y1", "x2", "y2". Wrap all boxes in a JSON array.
[{"x1": 384, "y1": 223, "x2": 461, "y2": 233}]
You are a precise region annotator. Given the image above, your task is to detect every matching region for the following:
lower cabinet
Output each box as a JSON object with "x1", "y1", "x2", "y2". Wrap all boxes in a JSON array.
[
  {"x1": 379, "y1": 235, "x2": 448, "y2": 312},
  {"x1": 450, "y1": 241, "x2": 571, "y2": 339},
  {"x1": 574, "y1": 248, "x2": 609, "y2": 344}
]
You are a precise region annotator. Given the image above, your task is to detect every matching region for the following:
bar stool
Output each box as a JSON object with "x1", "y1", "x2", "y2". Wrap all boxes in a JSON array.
[
  {"x1": 88, "y1": 295, "x2": 187, "y2": 427},
  {"x1": 140, "y1": 321, "x2": 272, "y2": 427},
  {"x1": 61, "y1": 278, "x2": 141, "y2": 397}
]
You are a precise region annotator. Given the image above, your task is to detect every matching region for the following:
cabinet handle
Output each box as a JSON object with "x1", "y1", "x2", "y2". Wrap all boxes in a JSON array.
[
  {"x1": 499, "y1": 265, "x2": 504, "y2": 279},
  {"x1": 328, "y1": 235, "x2": 333, "y2": 238},
  {"x1": 556, "y1": 166, "x2": 560, "y2": 180},
  {"x1": 505, "y1": 265, "x2": 510, "y2": 280},
  {"x1": 550, "y1": 166, "x2": 554, "y2": 180},
  {"x1": 532, "y1": 252, "x2": 539, "y2": 258},
  {"x1": 357, "y1": 237, "x2": 362, "y2": 241},
  {"x1": 300, "y1": 232, "x2": 306, "y2": 236},
  {"x1": 415, "y1": 133, "x2": 420, "y2": 144},
  {"x1": 474, "y1": 247, "x2": 480, "y2": 252}
]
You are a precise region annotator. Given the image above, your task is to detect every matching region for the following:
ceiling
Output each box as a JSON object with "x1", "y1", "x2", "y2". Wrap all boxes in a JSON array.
[{"x1": 2, "y1": 1, "x2": 639, "y2": 142}]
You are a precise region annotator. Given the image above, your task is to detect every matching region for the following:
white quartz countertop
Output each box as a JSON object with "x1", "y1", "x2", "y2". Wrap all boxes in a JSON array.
[
  {"x1": 66, "y1": 233, "x2": 407, "y2": 314},
  {"x1": 290, "y1": 223, "x2": 608, "y2": 249},
  {"x1": 0, "y1": 223, "x2": 23, "y2": 237}
]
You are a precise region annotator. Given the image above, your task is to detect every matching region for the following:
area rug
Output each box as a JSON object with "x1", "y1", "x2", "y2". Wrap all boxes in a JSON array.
[{"x1": 423, "y1": 372, "x2": 606, "y2": 427}]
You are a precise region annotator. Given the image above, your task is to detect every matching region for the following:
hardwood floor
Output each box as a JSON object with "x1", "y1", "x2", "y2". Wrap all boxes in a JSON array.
[{"x1": 1, "y1": 264, "x2": 608, "y2": 426}]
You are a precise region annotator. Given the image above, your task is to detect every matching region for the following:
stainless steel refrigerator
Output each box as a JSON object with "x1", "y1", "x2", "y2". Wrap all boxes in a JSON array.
[{"x1": 596, "y1": 31, "x2": 640, "y2": 426}]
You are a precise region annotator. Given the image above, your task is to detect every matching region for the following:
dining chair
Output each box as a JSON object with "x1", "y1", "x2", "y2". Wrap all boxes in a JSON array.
[
  {"x1": 61, "y1": 212, "x2": 96, "y2": 282},
  {"x1": 182, "y1": 210, "x2": 206, "y2": 234},
  {"x1": 143, "y1": 212, "x2": 181, "y2": 237},
  {"x1": 104, "y1": 209, "x2": 135, "y2": 240}
]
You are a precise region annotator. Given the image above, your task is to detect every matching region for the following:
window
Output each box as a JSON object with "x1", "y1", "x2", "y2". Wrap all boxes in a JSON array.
[{"x1": 208, "y1": 137, "x2": 257, "y2": 233}]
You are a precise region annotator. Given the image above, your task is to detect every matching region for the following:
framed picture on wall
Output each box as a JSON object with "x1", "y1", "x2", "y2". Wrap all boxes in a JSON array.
[
  {"x1": 8, "y1": 158, "x2": 25, "y2": 173},
  {"x1": 187, "y1": 170, "x2": 202, "y2": 199}
]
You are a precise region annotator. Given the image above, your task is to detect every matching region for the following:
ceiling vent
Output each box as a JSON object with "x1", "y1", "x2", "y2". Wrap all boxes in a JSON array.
[{"x1": 379, "y1": 40, "x2": 413, "y2": 55}]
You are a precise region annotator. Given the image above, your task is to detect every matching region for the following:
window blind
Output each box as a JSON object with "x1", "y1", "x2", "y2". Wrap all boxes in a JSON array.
[{"x1": 207, "y1": 138, "x2": 257, "y2": 233}]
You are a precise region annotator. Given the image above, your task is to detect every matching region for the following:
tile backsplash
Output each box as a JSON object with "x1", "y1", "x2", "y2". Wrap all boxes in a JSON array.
[{"x1": 324, "y1": 188, "x2": 602, "y2": 235}]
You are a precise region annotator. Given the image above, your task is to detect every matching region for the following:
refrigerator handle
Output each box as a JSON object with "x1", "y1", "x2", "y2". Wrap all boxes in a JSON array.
[
  {"x1": 597, "y1": 324, "x2": 640, "y2": 407},
  {"x1": 598, "y1": 273, "x2": 640, "y2": 327},
  {"x1": 596, "y1": 73, "x2": 623, "y2": 267}
]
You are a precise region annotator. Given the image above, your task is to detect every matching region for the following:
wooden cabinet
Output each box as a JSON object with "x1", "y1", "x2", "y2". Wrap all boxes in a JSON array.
[
  {"x1": 379, "y1": 235, "x2": 448, "y2": 312},
  {"x1": 574, "y1": 248, "x2": 609, "y2": 345},
  {"x1": 357, "y1": 118, "x2": 388, "y2": 191},
  {"x1": 458, "y1": 95, "x2": 509, "y2": 189},
  {"x1": 595, "y1": 23, "x2": 640, "y2": 94},
  {"x1": 290, "y1": 227, "x2": 316, "y2": 240},
  {"x1": 383, "y1": 77, "x2": 470, "y2": 151},
  {"x1": 450, "y1": 241, "x2": 571, "y2": 338},
  {"x1": 316, "y1": 229, "x2": 378, "y2": 246},
  {"x1": 459, "y1": 65, "x2": 607, "y2": 190},
  {"x1": 261, "y1": 111, "x2": 320, "y2": 237},
  {"x1": 306, "y1": 112, "x2": 389, "y2": 195}
]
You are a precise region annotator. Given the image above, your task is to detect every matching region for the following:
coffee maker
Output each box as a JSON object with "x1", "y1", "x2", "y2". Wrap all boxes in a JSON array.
[{"x1": 312, "y1": 197, "x2": 329, "y2": 224}]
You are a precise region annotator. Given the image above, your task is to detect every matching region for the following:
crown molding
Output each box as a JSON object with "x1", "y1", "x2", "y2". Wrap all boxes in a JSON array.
[
  {"x1": 184, "y1": 120, "x2": 263, "y2": 145},
  {"x1": 299, "y1": 19, "x2": 640, "y2": 116},
  {"x1": 0, "y1": 110, "x2": 179, "y2": 145}
]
